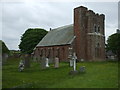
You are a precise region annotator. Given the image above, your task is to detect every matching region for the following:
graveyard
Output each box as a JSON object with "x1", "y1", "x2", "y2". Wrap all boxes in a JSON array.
[
  {"x1": 2, "y1": 57, "x2": 118, "y2": 88},
  {"x1": 1, "y1": 1, "x2": 119, "y2": 89}
]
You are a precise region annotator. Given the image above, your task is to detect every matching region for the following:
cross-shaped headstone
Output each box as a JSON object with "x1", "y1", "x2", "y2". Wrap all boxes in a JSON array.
[{"x1": 73, "y1": 52, "x2": 77, "y2": 71}]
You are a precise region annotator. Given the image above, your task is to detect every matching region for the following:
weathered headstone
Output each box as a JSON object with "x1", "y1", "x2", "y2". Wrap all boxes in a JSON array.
[
  {"x1": 79, "y1": 66, "x2": 86, "y2": 73},
  {"x1": 18, "y1": 60, "x2": 24, "y2": 72},
  {"x1": 68, "y1": 47, "x2": 74, "y2": 67},
  {"x1": 54, "y1": 57, "x2": 59, "y2": 68},
  {"x1": 81, "y1": 59, "x2": 84, "y2": 62},
  {"x1": 41, "y1": 56, "x2": 46, "y2": 69},
  {"x1": 24, "y1": 54, "x2": 30, "y2": 68}
]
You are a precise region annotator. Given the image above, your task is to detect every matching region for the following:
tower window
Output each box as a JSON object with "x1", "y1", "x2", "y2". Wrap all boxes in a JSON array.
[
  {"x1": 94, "y1": 24, "x2": 100, "y2": 33},
  {"x1": 98, "y1": 26, "x2": 100, "y2": 33},
  {"x1": 94, "y1": 25, "x2": 97, "y2": 32}
]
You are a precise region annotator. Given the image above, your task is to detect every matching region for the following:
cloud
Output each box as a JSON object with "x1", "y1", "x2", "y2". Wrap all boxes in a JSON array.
[{"x1": 1, "y1": 2, "x2": 118, "y2": 50}]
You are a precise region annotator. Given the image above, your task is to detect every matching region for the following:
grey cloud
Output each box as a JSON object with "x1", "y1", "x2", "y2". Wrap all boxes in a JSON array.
[{"x1": 3, "y1": 38, "x2": 19, "y2": 50}]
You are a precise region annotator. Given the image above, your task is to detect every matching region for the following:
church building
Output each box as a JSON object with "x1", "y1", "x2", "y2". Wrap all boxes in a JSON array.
[{"x1": 33, "y1": 6, "x2": 106, "y2": 62}]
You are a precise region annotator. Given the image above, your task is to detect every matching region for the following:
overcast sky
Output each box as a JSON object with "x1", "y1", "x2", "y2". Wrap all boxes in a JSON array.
[{"x1": 0, "y1": 1, "x2": 119, "y2": 50}]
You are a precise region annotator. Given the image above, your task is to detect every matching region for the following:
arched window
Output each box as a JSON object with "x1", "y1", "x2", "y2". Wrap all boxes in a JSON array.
[
  {"x1": 94, "y1": 24, "x2": 97, "y2": 32},
  {"x1": 48, "y1": 48, "x2": 50, "y2": 57},
  {"x1": 53, "y1": 48, "x2": 55, "y2": 57},
  {"x1": 98, "y1": 26, "x2": 100, "y2": 33},
  {"x1": 58, "y1": 48, "x2": 60, "y2": 57},
  {"x1": 40, "y1": 49, "x2": 43, "y2": 56},
  {"x1": 62, "y1": 47, "x2": 65, "y2": 59},
  {"x1": 56, "y1": 47, "x2": 59, "y2": 57}
]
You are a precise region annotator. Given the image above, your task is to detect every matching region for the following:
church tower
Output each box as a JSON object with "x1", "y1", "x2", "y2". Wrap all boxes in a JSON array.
[{"x1": 74, "y1": 6, "x2": 105, "y2": 61}]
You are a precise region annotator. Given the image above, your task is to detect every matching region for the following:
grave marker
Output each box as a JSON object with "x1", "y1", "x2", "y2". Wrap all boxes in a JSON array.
[
  {"x1": 69, "y1": 52, "x2": 79, "y2": 75},
  {"x1": 46, "y1": 57, "x2": 49, "y2": 67},
  {"x1": 41, "y1": 56, "x2": 46, "y2": 69},
  {"x1": 54, "y1": 56, "x2": 59, "y2": 68},
  {"x1": 73, "y1": 52, "x2": 77, "y2": 71}
]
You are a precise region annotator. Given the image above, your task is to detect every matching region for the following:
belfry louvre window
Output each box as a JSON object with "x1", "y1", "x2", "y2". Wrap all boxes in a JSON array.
[{"x1": 98, "y1": 26, "x2": 100, "y2": 33}]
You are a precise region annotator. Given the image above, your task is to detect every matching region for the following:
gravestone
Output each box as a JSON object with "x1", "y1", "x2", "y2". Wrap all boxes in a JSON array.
[
  {"x1": 18, "y1": 60, "x2": 24, "y2": 72},
  {"x1": 73, "y1": 52, "x2": 77, "y2": 71},
  {"x1": 69, "y1": 52, "x2": 79, "y2": 75},
  {"x1": 41, "y1": 57, "x2": 46, "y2": 69},
  {"x1": 79, "y1": 66, "x2": 86, "y2": 73},
  {"x1": 46, "y1": 57, "x2": 49, "y2": 67},
  {"x1": 81, "y1": 59, "x2": 84, "y2": 62},
  {"x1": 24, "y1": 54, "x2": 30, "y2": 68},
  {"x1": 68, "y1": 55, "x2": 73, "y2": 67},
  {"x1": 54, "y1": 57, "x2": 59, "y2": 68},
  {"x1": 70, "y1": 60, "x2": 73, "y2": 67}
]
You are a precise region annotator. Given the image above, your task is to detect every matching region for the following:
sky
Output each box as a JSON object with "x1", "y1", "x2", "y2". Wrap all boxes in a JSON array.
[{"x1": 0, "y1": 0, "x2": 119, "y2": 50}]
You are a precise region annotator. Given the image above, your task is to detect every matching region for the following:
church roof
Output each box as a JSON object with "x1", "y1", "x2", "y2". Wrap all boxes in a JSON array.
[{"x1": 36, "y1": 24, "x2": 74, "y2": 47}]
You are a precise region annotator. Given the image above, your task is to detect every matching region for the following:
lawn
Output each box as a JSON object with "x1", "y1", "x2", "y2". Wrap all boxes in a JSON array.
[{"x1": 2, "y1": 57, "x2": 118, "y2": 88}]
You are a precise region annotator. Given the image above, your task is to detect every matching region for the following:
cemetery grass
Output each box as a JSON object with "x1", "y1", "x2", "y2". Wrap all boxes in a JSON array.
[{"x1": 2, "y1": 58, "x2": 118, "y2": 88}]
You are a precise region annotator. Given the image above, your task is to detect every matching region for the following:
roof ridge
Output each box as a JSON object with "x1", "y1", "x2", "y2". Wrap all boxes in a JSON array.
[{"x1": 52, "y1": 24, "x2": 73, "y2": 31}]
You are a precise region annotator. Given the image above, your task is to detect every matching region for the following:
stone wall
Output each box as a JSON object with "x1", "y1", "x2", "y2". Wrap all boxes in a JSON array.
[{"x1": 34, "y1": 45, "x2": 71, "y2": 62}]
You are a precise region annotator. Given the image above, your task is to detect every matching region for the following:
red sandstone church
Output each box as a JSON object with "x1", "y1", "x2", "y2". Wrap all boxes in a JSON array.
[{"x1": 33, "y1": 6, "x2": 106, "y2": 62}]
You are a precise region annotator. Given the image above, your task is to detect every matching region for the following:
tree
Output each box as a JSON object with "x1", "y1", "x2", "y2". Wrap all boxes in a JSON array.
[
  {"x1": 0, "y1": 40, "x2": 9, "y2": 54},
  {"x1": 107, "y1": 33, "x2": 120, "y2": 60},
  {"x1": 19, "y1": 28, "x2": 48, "y2": 54}
]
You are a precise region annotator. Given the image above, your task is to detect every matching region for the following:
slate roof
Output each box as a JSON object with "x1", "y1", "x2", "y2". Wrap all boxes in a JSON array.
[{"x1": 37, "y1": 24, "x2": 74, "y2": 47}]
